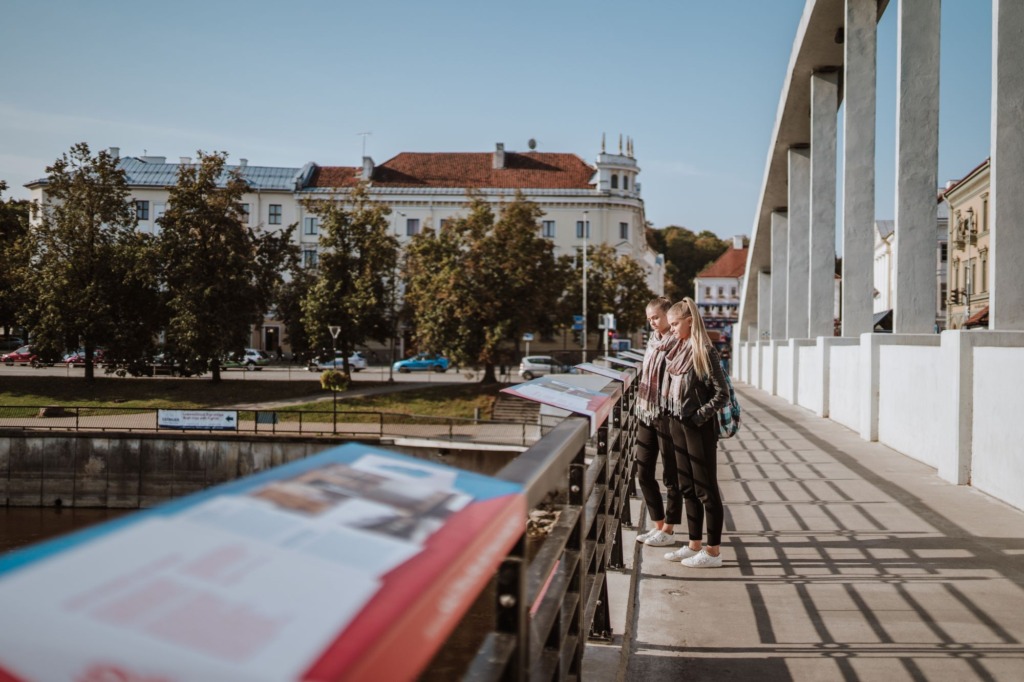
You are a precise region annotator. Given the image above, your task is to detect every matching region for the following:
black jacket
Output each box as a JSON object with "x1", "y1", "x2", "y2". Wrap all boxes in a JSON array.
[{"x1": 677, "y1": 345, "x2": 730, "y2": 428}]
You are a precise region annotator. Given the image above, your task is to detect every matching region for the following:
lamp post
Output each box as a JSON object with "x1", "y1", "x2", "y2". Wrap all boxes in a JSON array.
[
  {"x1": 389, "y1": 211, "x2": 405, "y2": 383},
  {"x1": 582, "y1": 209, "x2": 588, "y2": 364},
  {"x1": 329, "y1": 324, "x2": 340, "y2": 433}
]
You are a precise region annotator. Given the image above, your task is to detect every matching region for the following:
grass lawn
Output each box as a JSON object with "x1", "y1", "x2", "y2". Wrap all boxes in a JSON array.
[{"x1": 0, "y1": 376, "x2": 502, "y2": 420}]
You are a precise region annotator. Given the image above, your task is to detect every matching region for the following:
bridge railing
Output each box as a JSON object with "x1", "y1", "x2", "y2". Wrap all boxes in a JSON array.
[{"x1": 462, "y1": 375, "x2": 638, "y2": 680}]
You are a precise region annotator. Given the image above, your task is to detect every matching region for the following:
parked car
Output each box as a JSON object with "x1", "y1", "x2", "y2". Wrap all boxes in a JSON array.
[
  {"x1": 393, "y1": 353, "x2": 449, "y2": 373},
  {"x1": 1, "y1": 345, "x2": 38, "y2": 366},
  {"x1": 0, "y1": 336, "x2": 25, "y2": 352},
  {"x1": 307, "y1": 351, "x2": 368, "y2": 372},
  {"x1": 518, "y1": 355, "x2": 574, "y2": 380},
  {"x1": 64, "y1": 348, "x2": 106, "y2": 366},
  {"x1": 222, "y1": 348, "x2": 271, "y2": 371}
]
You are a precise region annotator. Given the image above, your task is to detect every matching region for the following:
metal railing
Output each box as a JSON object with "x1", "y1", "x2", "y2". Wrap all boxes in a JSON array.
[
  {"x1": 0, "y1": 405, "x2": 543, "y2": 447},
  {"x1": 463, "y1": 374, "x2": 639, "y2": 680}
]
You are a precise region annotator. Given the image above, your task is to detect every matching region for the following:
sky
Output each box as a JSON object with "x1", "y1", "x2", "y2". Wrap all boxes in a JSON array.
[{"x1": 0, "y1": 1, "x2": 994, "y2": 241}]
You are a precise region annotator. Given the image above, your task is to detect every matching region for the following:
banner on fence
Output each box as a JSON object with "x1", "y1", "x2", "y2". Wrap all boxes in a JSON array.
[
  {"x1": 158, "y1": 409, "x2": 238, "y2": 431},
  {"x1": 0, "y1": 443, "x2": 525, "y2": 682}
]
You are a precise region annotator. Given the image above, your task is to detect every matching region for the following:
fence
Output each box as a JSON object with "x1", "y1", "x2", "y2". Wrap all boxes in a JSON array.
[
  {"x1": 462, "y1": 373, "x2": 639, "y2": 680},
  {"x1": 0, "y1": 405, "x2": 542, "y2": 447}
]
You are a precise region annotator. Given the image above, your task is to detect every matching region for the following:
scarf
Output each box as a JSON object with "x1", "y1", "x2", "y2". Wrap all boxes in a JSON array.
[
  {"x1": 663, "y1": 339, "x2": 695, "y2": 418},
  {"x1": 635, "y1": 330, "x2": 679, "y2": 423}
]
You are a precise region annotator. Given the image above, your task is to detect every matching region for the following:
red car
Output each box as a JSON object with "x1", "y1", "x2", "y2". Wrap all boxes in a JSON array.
[
  {"x1": 64, "y1": 348, "x2": 106, "y2": 366},
  {"x1": 1, "y1": 345, "x2": 39, "y2": 365}
]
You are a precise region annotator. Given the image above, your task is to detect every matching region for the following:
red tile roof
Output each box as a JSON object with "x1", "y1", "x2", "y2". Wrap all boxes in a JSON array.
[
  {"x1": 697, "y1": 247, "x2": 748, "y2": 278},
  {"x1": 307, "y1": 152, "x2": 596, "y2": 190}
]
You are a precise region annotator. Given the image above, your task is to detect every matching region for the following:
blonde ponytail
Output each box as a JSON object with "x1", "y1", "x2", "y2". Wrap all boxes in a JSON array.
[{"x1": 669, "y1": 297, "x2": 713, "y2": 380}]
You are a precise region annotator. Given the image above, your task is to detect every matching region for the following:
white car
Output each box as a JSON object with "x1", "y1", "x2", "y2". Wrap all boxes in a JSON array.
[
  {"x1": 518, "y1": 355, "x2": 573, "y2": 380},
  {"x1": 308, "y1": 351, "x2": 367, "y2": 372}
]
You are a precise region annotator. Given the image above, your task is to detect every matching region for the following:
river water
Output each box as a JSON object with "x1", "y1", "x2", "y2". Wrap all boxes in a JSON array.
[{"x1": 0, "y1": 507, "x2": 135, "y2": 554}]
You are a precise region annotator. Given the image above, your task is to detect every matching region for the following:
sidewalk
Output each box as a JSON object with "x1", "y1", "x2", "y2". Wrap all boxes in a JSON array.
[{"x1": 614, "y1": 384, "x2": 1024, "y2": 681}]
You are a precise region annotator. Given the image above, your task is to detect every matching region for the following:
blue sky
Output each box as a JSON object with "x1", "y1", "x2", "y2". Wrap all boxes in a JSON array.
[{"x1": 0, "y1": 1, "x2": 993, "y2": 241}]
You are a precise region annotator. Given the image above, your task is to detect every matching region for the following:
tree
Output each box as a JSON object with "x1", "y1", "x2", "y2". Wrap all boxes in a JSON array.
[
  {"x1": 557, "y1": 243, "x2": 655, "y2": 341},
  {"x1": 0, "y1": 181, "x2": 32, "y2": 340},
  {"x1": 647, "y1": 225, "x2": 730, "y2": 300},
  {"x1": 158, "y1": 151, "x2": 297, "y2": 381},
  {"x1": 404, "y1": 194, "x2": 564, "y2": 383},
  {"x1": 275, "y1": 265, "x2": 316, "y2": 361},
  {"x1": 300, "y1": 184, "x2": 398, "y2": 377},
  {"x1": 15, "y1": 143, "x2": 156, "y2": 380}
]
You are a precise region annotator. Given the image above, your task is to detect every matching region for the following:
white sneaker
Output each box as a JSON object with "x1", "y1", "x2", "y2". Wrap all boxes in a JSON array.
[
  {"x1": 681, "y1": 549, "x2": 723, "y2": 568},
  {"x1": 664, "y1": 546, "x2": 700, "y2": 561},
  {"x1": 635, "y1": 528, "x2": 656, "y2": 543},
  {"x1": 643, "y1": 529, "x2": 676, "y2": 547}
]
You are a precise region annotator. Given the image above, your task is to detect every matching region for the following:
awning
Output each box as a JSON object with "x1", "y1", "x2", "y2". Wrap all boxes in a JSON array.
[{"x1": 965, "y1": 306, "x2": 989, "y2": 329}]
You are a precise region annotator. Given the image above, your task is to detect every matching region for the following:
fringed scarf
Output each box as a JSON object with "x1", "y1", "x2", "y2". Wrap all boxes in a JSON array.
[
  {"x1": 636, "y1": 331, "x2": 679, "y2": 423},
  {"x1": 663, "y1": 338, "x2": 695, "y2": 418}
]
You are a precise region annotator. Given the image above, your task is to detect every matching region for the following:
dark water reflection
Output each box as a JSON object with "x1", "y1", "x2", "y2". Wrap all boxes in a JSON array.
[{"x1": 0, "y1": 507, "x2": 136, "y2": 554}]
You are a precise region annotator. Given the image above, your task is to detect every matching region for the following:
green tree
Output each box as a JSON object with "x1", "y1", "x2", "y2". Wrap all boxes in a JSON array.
[
  {"x1": 15, "y1": 143, "x2": 156, "y2": 380},
  {"x1": 300, "y1": 184, "x2": 398, "y2": 377},
  {"x1": 648, "y1": 225, "x2": 730, "y2": 300},
  {"x1": 404, "y1": 194, "x2": 564, "y2": 383},
  {"x1": 0, "y1": 181, "x2": 32, "y2": 341},
  {"x1": 557, "y1": 243, "x2": 655, "y2": 341},
  {"x1": 158, "y1": 151, "x2": 297, "y2": 381},
  {"x1": 275, "y1": 265, "x2": 316, "y2": 360}
]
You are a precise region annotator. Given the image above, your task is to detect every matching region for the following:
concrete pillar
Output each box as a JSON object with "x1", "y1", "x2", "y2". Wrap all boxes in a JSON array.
[
  {"x1": 893, "y1": 0, "x2": 940, "y2": 334},
  {"x1": 787, "y1": 147, "x2": 811, "y2": 339},
  {"x1": 842, "y1": 0, "x2": 877, "y2": 337},
  {"x1": 757, "y1": 271, "x2": 771, "y2": 340},
  {"x1": 810, "y1": 70, "x2": 839, "y2": 338},
  {"x1": 991, "y1": 0, "x2": 1024, "y2": 330},
  {"x1": 771, "y1": 211, "x2": 788, "y2": 339}
]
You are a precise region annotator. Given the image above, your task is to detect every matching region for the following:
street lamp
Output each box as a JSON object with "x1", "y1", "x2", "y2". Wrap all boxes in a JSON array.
[
  {"x1": 329, "y1": 324, "x2": 340, "y2": 432},
  {"x1": 389, "y1": 211, "x2": 405, "y2": 383},
  {"x1": 582, "y1": 209, "x2": 588, "y2": 364}
]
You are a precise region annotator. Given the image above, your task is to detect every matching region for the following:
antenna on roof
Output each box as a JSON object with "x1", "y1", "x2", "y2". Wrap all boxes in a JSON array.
[{"x1": 357, "y1": 131, "x2": 372, "y2": 158}]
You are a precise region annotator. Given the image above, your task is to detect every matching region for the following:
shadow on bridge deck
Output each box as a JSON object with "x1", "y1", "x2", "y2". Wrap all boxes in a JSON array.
[{"x1": 602, "y1": 383, "x2": 1024, "y2": 681}]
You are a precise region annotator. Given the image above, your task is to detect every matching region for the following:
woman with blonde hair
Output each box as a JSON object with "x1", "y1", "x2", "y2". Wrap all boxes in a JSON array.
[
  {"x1": 633, "y1": 296, "x2": 681, "y2": 547},
  {"x1": 662, "y1": 297, "x2": 730, "y2": 568}
]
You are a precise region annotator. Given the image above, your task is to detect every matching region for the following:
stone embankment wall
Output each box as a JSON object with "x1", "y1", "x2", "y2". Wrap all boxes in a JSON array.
[{"x1": 0, "y1": 432, "x2": 518, "y2": 508}]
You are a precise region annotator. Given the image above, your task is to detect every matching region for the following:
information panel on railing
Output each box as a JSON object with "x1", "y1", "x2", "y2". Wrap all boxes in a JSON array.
[
  {"x1": 0, "y1": 443, "x2": 525, "y2": 682},
  {"x1": 575, "y1": 362, "x2": 634, "y2": 390},
  {"x1": 501, "y1": 375, "x2": 620, "y2": 435}
]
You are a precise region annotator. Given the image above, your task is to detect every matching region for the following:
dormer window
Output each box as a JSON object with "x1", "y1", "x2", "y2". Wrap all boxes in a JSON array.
[{"x1": 611, "y1": 174, "x2": 618, "y2": 189}]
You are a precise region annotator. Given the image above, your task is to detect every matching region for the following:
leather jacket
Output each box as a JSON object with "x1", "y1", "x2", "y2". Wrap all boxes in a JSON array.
[{"x1": 677, "y1": 345, "x2": 730, "y2": 428}]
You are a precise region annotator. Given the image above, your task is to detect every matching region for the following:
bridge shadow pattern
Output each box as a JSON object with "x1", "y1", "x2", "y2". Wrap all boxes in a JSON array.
[{"x1": 626, "y1": 387, "x2": 1024, "y2": 682}]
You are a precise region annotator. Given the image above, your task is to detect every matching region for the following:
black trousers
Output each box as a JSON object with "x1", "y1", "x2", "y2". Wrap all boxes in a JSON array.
[
  {"x1": 635, "y1": 414, "x2": 681, "y2": 524},
  {"x1": 670, "y1": 416, "x2": 725, "y2": 546}
]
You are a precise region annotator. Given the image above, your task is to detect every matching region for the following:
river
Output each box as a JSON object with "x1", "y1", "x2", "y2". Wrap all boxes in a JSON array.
[{"x1": 0, "y1": 507, "x2": 135, "y2": 554}]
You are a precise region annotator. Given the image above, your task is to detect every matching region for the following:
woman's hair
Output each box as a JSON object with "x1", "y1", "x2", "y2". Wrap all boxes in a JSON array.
[
  {"x1": 646, "y1": 296, "x2": 672, "y2": 313},
  {"x1": 668, "y1": 297, "x2": 713, "y2": 379}
]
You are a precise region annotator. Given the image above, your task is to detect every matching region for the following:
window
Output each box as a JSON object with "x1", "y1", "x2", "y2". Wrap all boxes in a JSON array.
[
  {"x1": 623, "y1": 175, "x2": 629, "y2": 190},
  {"x1": 302, "y1": 249, "x2": 318, "y2": 268},
  {"x1": 154, "y1": 203, "x2": 166, "y2": 221},
  {"x1": 940, "y1": 283, "x2": 947, "y2": 310},
  {"x1": 239, "y1": 203, "x2": 250, "y2": 223},
  {"x1": 406, "y1": 218, "x2": 420, "y2": 236},
  {"x1": 731, "y1": 287, "x2": 737, "y2": 297},
  {"x1": 439, "y1": 219, "x2": 449, "y2": 229},
  {"x1": 619, "y1": 222, "x2": 629, "y2": 240},
  {"x1": 542, "y1": 220, "x2": 556, "y2": 238},
  {"x1": 968, "y1": 258, "x2": 977, "y2": 295},
  {"x1": 136, "y1": 200, "x2": 149, "y2": 221},
  {"x1": 718, "y1": 286, "x2": 725, "y2": 297},
  {"x1": 982, "y1": 197, "x2": 989, "y2": 232},
  {"x1": 303, "y1": 216, "x2": 319, "y2": 236},
  {"x1": 576, "y1": 220, "x2": 590, "y2": 239},
  {"x1": 981, "y1": 254, "x2": 988, "y2": 293},
  {"x1": 611, "y1": 174, "x2": 618, "y2": 189},
  {"x1": 705, "y1": 287, "x2": 711, "y2": 298},
  {"x1": 940, "y1": 242, "x2": 947, "y2": 262},
  {"x1": 269, "y1": 204, "x2": 282, "y2": 225}
]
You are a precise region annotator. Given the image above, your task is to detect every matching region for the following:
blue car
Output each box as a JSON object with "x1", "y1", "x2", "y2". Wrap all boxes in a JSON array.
[{"x1": 393, "y1": 353, "x2": 449, "y2": 373}]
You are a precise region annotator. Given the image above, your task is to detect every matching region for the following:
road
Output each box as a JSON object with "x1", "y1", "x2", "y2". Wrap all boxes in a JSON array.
[{"x1": 0, "y1": 363, "x2": 522, "y2": 384}]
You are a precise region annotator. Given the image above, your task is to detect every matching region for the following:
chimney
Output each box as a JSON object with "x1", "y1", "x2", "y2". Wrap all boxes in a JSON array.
[
  {"x1": 493, "y1": 143, "x2": 505, "y2": 169},
  {"x1": 108, "y1": 147, "x2": 120, "y2": 159},
  {"x1": 239, "y1": 158, "x2": 248, "y2": 168},
  {"x1": 733, "y1": 235, "x2": 745, "y2": 250},
  {"x1": 180, "y1": 156, "x2": 191, "y2": 165},
  {"x1": 361, "y1": 156, "x2": 374, "y2": 181}
]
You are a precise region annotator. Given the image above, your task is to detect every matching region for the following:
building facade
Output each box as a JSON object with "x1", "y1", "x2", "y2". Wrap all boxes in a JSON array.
[
  {"x1": 942, "y1": 159, "x2": 990, "y2": 330},
  {"x1": 694, "y1": 236, "x2": 748, "y2": 337},
  {"x1": 25, "y1": 141, "x2": 664, "y2": 353}
]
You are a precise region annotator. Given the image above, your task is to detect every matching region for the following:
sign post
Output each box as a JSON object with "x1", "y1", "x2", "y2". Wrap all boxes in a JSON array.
[{"x1": 329, "y1": 324, "x2": 341, "y2": 433}]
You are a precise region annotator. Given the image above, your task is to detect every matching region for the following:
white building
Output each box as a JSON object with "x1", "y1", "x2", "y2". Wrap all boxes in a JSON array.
[
  {"x1": 25, "y1": 141, "x2": 664, "y2": 352},
  {"x1": 694, "y1": 236, "x2": 748, "y2": 337}
]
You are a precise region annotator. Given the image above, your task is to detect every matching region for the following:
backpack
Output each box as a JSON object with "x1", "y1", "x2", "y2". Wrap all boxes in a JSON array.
[{"x1": 716, "y1": 372, "x2": 741, "y2": 439}]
